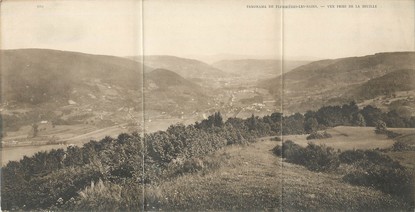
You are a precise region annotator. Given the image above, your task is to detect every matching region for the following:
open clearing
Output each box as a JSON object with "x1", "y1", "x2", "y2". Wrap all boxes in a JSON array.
[
  {"x1": 284, "y1": 126, "x2": 415, "y2": 150},
  {"x1": 146, "y1": 139, "x2": 408, "y2": 211},
  {"x1": 386, "y1": 133, "x2": 415, "y2": 170}
]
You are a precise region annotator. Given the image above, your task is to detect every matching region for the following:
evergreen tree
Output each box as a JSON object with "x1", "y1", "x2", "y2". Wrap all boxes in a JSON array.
[
  {"x1": 214, "y1": 112, "x2": 224, "y2": 127},
  {"x1": 304, "y1": 117, "x2": 319, "y2": 133},
  {"x1": 353, "y1": 113, "x2": 366, "y2": 127}
]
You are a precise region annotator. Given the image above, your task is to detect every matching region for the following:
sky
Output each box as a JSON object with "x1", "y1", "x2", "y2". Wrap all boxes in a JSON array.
[{"x1": 1, "y1": 0, "x2": 414, "y2": 61}]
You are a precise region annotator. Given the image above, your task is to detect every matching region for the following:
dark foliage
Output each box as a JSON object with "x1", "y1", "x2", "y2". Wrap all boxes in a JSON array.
[
  {"x1": 272, "y1": 140, "x2": 305, "y2": 165},
  {"x1": 301, "y1": 143, "x2": 340, "y2": 172},
  {"x1": 374, "y1": 121, "x2": 402, "y2": 139},
  {"x1": 339, "y1": 150, "x2": 366, "y2": 164},
  {"x1": 343, "y1": 162, "x2": 414, "y2": 205},
  {"x1": 392, "y1": 140, "x2": 415, "y2": 151},
  {"x1": 270, "y1": 136, "x2": 281, "y2": 141},
  {"x1": 275, "y1": 141, "x2": 413, "y2": 206},
  {"x1": 312, "y1": 102, "x2": 415, "y2": 129},
  {"x1": 273, "y1": 141, "x2": 340, "y2": 172},
  {"x1": 306, "y1": 131, "x2": 332, "y2": 140}
]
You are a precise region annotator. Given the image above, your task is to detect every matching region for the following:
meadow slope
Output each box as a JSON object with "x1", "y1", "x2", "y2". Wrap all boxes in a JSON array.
[
  {"x1": 284, "y1": 126, "x2": 415, "y2": 150},
  {"x1": 145, "y1": 139, "x2": 409, "y2": 211}
]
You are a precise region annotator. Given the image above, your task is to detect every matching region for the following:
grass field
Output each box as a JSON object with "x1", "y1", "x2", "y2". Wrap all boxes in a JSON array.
[
  {"x1": 387, "y1": 133, "x2": 415, "y2": 169},
  {"x1": 144, "y1": 139, "x2": 410, "y2": 211},
  {"x1": 387, "y1": 151, "x2": 415, "y2": 169},
  {"x1": 284, "y1": 126, "x2": 415, "y2": 150}
]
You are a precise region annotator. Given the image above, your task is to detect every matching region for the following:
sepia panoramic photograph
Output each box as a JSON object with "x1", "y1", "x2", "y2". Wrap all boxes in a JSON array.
[{"x1": 1, "y1": 0, "x2": 414, "y2": 211}]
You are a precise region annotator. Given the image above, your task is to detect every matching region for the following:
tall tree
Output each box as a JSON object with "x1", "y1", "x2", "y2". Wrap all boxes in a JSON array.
[
  {"x1": 353, "y1": 113, "x2": 366, "y2": 127},
  {"x1": 304, "y1": 117, "x2": 319, "y2": 133},
  {"x1": 361, "y1": 105, "x2": 383, "y2": 126}
]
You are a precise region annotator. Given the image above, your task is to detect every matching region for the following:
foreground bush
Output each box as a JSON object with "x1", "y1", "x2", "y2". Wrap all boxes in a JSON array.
[
  {"x1": 272, "y1": 140, "x2": 305, "y2": 165},
  {"x1": 71, "y1": 179, "x2": 123, "y2": 211},
  {"x1": 275, "y1": 140, "x2": 414, "y2": 207},
  {"x1": 273, "y1": 141, "x2": 340, "y2": 171},
  {"x1": 339, "y1": 149, "x2": 401, "y2": 168},
  {"x1": 343, "y1": 164, "x2": 414, "y2": 206},
  {"x1": 2, "y1": 164, "x2": 103, "y2": 210},
  {"x1": 340, "y1": 149, "x2": 414, "y2": 206},
  {"x1": 60, "y1": 178, "x2": 144, "y2": 211},
  {"x1": 339, "y1": 149, "x2": 366, "y2": 164},
  {"x1": 301, "y1": 143, "x2": 340, "y2": 171}
]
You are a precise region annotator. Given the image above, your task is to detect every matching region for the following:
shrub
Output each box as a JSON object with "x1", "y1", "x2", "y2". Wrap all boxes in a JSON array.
[
  {"x1": 272, "y1": 145, "x2": 282, "y2": 156},
  {"x1": 374, "y1": 121, "x2": 401, "y2": 138},
  {"x1": 374, "y1": 120, "x2": 387, "y2": 134},
  {"x1": 340, "y1": 149, "x2": 400, "y2": 167},
  {"x1": 392, "y1": 140, "x2": 414, "y2": 151},
  {"x1": 306, "y1": 131, "x2": 332, "y2": 140},
  {"x1": 301, "y1": 143, "x2": 340, "y2": 172},
  {"x1": 362, "y1": 150, "x2": 401, "y2": 168},
  {"x1": 339, "y1": 150, "x2": 366, "y2": 164},
  {"x1": 165, "y1": 153, "x2": 224, "y2": 178},
  {"x1": 4, "y1": 165, "x2": 103, "y2": 210},
  {"x1": 272, "y1": 140, "x2": 305, "y2": 164},
  {"x1": 273, "y1": 141, "x2": 340, "y2": 172},
  {"x1": 182, "y1": 158, "x2": 205, "y2": 173},
  {"x1": 385, "y1": 130, "x2": 401, "y2": 139},
  {"x1": 341, "y1": 149, "x2": 413, "y2": 205},
  {"x1": 270, "y1": 136, "x2": 282, "y2": 141},
  {"x1": 68, "y1": 179, "x2": 123, "y2": 211},
  {"x1": 343, "y1": 165, "x2": 414, "y2": 205}
]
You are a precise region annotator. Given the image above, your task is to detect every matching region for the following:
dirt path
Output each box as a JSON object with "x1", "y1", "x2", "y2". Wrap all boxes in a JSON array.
[{"x1": 147, "y1": 140, "x2": 408, "y2": 211}]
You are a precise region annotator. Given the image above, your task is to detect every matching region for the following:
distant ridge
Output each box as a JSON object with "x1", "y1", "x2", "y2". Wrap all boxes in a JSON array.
[
  {"x1": 260, "y1": 52, "x2": 415, "y2": 113},
  {"x1": 1, "y1": 49, "x2": 209, "y2": 111},
  {"x1": 349, "y1": 69, "x2": 415, "y2": 100},
  {"x1": 212, "y1": 59, "x2": 309, "y2": 78},
  {"x1": 1, "y1": 48, "x2": 145, "y2": 104},
  {"x1": 130, "y1": 55, "x2": 228, "y2": 79}
]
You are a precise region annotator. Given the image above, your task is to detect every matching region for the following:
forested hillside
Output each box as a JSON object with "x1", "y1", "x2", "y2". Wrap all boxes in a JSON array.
[
  {"x1": 349, "y1": 69, "x2": 415, "y2": 100},
  {"x1": 1, "y1": 49, "x2": 144, "y2": 105},
  {"x1": 261, "y1": 52, "x2": 415, "y2": 113}
]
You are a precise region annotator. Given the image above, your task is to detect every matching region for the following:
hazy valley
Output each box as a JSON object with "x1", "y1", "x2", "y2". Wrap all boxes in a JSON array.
[
  {"x1": 2, "y1": 49, "x2": 415, "y2": 163},
  {"x1": 1, "y1": 49, "x2": 415, "y2": 211}
]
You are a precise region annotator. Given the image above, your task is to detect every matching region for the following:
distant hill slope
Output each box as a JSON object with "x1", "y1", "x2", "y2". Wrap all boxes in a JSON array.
[
  {"x1": 133, "y1": 55, "x2": 227, "y2": 79},
  {"x1": 1, "y1": 49, "x2": 144, "y2": 104},
  {"x1": 350, "y1": 69, "x2": 415, "y2": 100},
  {"x1": 1, "y1": 49, "x2": 207, "y2": 105},
  {"x1": 144, "y1": 68, "x2": 208, "y2": 113},
  {"x1": 260, "y1": 52, "x2": 415, "y2": 113},
  {"x1": 146, "y1": 69, "x2": 202, "y2": 91},
  {"x1": 0, "y1": 49, "x2": 212, "y2": 131},
  {"x1": 212, "y1": 59, "x2": 308, "y2": 78}
]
